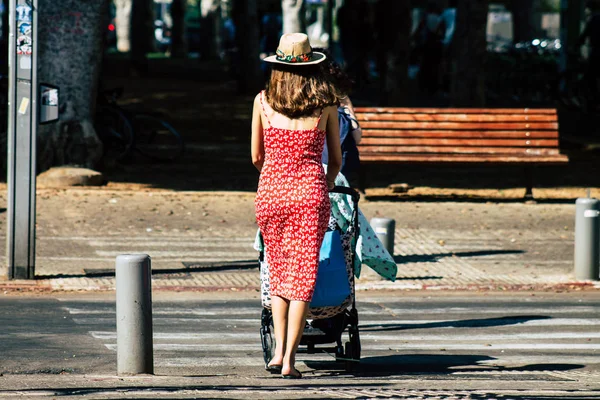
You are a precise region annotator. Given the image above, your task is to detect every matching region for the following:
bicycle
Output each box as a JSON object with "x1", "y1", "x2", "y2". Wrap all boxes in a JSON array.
[{"x1": 95, "y1": 87, "x2": 185, "y2": 163}]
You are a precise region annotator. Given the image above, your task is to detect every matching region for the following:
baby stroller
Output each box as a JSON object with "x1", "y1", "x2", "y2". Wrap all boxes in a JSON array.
[{"x1": 258, "y1": 186, "x2": 361, "y2": 372}]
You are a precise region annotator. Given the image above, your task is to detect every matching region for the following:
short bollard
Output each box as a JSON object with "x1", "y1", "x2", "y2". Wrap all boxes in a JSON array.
[
  {"x1": 370, "y1": 217, "x2": 396, "y2": 256},
  {"x1": 575, "y1": 198, "x2": 600, "y2": 281},
  {"x1": 116, "y1": 254, "x2": 154, "y2": 375}
]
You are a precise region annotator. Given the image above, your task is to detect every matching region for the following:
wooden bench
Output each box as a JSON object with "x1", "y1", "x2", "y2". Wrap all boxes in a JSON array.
[{"x1": 353, "y1": 107, "x2": 569, "y2": 198}]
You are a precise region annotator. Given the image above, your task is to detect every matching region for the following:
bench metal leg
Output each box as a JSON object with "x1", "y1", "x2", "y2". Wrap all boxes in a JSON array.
[{"x1": 524, "y1": 167, "x2": 534, "y2": 200}]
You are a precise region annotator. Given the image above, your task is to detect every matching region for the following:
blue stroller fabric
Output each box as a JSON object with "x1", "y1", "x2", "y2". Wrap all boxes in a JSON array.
[{"x1": 310, "y1": 230, "x2": 352, "y2": 308}]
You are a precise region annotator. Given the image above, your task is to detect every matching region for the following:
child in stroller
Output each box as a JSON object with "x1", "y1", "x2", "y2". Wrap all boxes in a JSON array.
[{"x1": 257, "y1": 185, "x2": 361, "y2": 373}]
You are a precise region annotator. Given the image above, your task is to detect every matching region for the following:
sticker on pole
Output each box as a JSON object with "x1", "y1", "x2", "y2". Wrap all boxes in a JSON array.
[
  {"x1": 18, "y1": 97, "x2": 30, "y2": 115},
  {"x1": 584, "y1": 210, "x2": 599, "y2": 218}
]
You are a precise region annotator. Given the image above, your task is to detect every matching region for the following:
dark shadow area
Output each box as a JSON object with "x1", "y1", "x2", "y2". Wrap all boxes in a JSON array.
[
  {"x1": 35, "y1": 260, "x2": 257, "y2": 280},
  {"x1": 0, "y1": 207, "x2": 6, "y2": 213},
  {"x1": 44, "y1": 55, "x2": 599, "y2": 197},
  {"x1": 394, "y1": 275, "x2": 443, "y2": 281},
  {"x1": 393, "y1": 249, "x2": 525, "y2": 264},
  {"x1": 360, "y1": 315, "x2": 552, "y2": 332},
  {"x1": 305, "y1": 354, "x2": 584, "y2": 377},
  {"x1": 364, "y1": 194, "x2": 583, "y2": 204},
  {"x1": 0, "y1": 382, "x2": 386, "y2": 397}
]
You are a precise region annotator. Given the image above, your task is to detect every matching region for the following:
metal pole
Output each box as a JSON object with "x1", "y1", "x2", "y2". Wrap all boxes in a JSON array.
[
  {"x1": 6, "y1": 0, "x2": 38, "y2": 279},
  {"x1": 116, "y1": 254, "x2": 154, "y2": 375},
  {"x1": 370, "y1": 217, "x2": 395, "y2": 256},
  {"x1": 574, "y1": 198, "x2": 600, "y2": 281}
]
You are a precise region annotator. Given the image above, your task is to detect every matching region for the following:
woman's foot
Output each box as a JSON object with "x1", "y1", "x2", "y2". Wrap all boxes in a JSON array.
[
  {"x1": 266, "y1": 354, "x2": 284, "y2": 373},
  {"x1": 281, "y1": 366, "x2": 302, "y2": 379}
]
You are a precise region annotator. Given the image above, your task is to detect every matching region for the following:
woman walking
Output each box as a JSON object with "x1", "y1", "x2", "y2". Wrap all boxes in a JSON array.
[{"x1": 251, "y1": 33, "x2": 342, "y2": 379}]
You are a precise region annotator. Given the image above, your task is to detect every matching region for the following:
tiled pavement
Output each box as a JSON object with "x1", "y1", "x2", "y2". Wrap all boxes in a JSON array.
[{"x1": 2, "y1": 226, "x2": 598, "y2": 293}]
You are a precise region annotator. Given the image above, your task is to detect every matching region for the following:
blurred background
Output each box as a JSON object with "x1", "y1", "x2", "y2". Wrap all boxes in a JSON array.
[{"x1": 0, "y1": 0, "x2": 599, "y2": 192}]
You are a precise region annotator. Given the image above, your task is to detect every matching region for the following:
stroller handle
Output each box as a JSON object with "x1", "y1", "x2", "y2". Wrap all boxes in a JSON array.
[{"x1": 330, "y1": 186, "x2": 360, "y2": 204}]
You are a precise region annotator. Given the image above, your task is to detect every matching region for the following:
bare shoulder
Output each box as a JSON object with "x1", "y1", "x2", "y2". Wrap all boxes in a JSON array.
[
  {"x1": 254, "y1": 92, "x2": 263, "y2": 106},
  {"x1": 325, "y1": 105, "x2": 338, "y2": 117}
]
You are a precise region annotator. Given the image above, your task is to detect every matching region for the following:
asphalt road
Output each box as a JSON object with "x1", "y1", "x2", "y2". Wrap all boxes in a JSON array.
[{"x1": 0, "y1": 291, "x2": 599, "y2": 399}]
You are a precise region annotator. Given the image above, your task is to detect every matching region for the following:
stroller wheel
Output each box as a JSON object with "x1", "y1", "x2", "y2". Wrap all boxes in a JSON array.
[
  {"x1": 344, "y1": 327, "x2": 361, "y2": 372},
  {"x1": 344, "y1": 342, "x2": 356, "y2": 372},
  {"x1": 260, "y1": 309, "x2": 276, "y2": 367}
]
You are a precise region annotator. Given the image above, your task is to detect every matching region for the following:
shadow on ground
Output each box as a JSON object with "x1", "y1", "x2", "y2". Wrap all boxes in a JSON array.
[
  {"x1": 35, "y1": 260, "x2": 258, "y2": 280},
  {"x1": 305, "y1": 353, "x2": 584, "y2": 377}
]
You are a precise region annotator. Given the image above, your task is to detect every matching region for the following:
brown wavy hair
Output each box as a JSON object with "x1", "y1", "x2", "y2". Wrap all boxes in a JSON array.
[{"x1": 265, "y1": 64, "x2": 340, "y2": 118}]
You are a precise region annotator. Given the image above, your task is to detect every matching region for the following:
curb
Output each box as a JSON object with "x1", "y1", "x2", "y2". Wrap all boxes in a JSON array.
[{"x1": 1, "y1": 280, "x2": 599, "y2": 294}]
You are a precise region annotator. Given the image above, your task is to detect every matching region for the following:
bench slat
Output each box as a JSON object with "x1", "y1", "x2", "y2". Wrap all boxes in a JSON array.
[
  {"x1": 359, "y1": 146, "x2": 562, "y2": 155},
  {"x1": 360, "y1": 121, "x2": 558, "y2": 130},
  {"x1": 359, "y1": 138, "x2": 559, "y2": 147},
  {"x1": 355, "y1": 113, "x2": 558, "y2": 122},
  {"x1": 359, "y1": 154, "x2": 569, "y2": 163},
  {"x1": 360, "y1": 129, "x2": 559, "y2": 139},
  {"x1": 354, "y1": 107, "x2": 557, "y2": 115}
]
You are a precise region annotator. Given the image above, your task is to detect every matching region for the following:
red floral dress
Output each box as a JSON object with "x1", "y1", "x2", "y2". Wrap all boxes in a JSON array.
[{"x1": 255, "y1": 91, "x2": 330, "y2": 302}]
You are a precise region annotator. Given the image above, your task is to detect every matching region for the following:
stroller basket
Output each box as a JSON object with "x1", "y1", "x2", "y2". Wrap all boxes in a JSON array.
[{"x1": 259, "y1": 186, "x2": 361, "y2": 372}]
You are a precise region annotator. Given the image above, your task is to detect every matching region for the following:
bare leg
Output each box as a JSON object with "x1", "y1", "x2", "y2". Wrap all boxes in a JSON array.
[
  {"x1": 281, "y1": 300, "x2": 309, "y2": 376},
  {"x1": 269, "y1": 295, "x2": 289, "y2": 367}
]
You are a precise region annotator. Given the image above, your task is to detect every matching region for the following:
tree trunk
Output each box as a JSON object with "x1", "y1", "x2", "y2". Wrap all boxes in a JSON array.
[
  {"x1": 510, "y1": 0, "x2": 541, "y2": 43},
  {"x1": 375, "y1": 0, "x2": 411, "y2": 106},
  {"x1": 282, "y1": 0, "x2": 304, "y2": 34},
  {"x1": 200, "y1": 0, "x2": 222, "y2": 60},
  {"x1": 170, "y1": 0, "x2": 188, "y2": 58},
  {"x1": 130, "y1": 0, "x2": 154, "y2": 75},
  {"x1": 37, "y1": 0, "x2": 109, "y2": 171},
  {"x1": 114, "y1": 0, "x2": 132, "y2": 52},
  {"x1": 450, "y1": 0, "x2": 488, "y2": 107},
  {"x1": 233, "y1": 0, "x2": 261, "y2": 94}
]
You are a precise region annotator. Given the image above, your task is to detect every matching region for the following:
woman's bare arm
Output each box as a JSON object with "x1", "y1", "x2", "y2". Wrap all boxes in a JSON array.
[
  {"x1": 251, "y1": 94, "x2": 265, "y2": 171},
  {"x1": 324, "y1": 105, "x2": 342, "y2": 188}
]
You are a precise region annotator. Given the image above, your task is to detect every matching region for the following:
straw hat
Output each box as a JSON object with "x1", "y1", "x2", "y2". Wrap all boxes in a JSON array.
[{"x1": 263, "y1": 33, "x2": 326, "y2": 66}]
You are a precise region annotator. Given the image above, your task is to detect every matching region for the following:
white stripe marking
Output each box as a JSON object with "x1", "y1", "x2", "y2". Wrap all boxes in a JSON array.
[
  {"x1": 65, "y1": 307, "x2": 260, "y2": 316},
  {"x1": 386, "y1": 307, "x2": 600, "y2": 315},
  {"x1": 91, "y1": 330, "x2": 600, "y2": 342},
  {"x1": 157, "y1": 355, "x2": 600, "y2": 368},
  {"x1": 104, "y1": 343, "x2": 600, "y2": 352}
]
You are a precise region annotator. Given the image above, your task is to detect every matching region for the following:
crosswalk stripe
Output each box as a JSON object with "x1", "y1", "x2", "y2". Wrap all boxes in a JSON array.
[
  {"x1": 384, "y1": 306, "x2": 600, "y2": 314},
  {"x1": 155, "y1": 355, "x2": 600, "y2": 368},
  {"x1": 90, "y1": 330, "x2": 600, "y2": 341},
  {"x1": 103, "y1": 343, "x2": 600, "y2": 351}
]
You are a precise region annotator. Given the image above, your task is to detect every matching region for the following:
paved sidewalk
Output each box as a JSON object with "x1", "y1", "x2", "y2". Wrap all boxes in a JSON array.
[{"x1": 0, "y1": 188, "x2": 599, "y2": 293}]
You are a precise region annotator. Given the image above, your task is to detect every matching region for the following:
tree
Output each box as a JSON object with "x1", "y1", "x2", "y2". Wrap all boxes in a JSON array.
[
  {"x1": 114, "y1": 0, "x2": 153, "y2": 73},
  {"x1": 36, "y1": 0, "x2": 110, "y2": 171},
  {"x1": 233, "y1": 0, "x2": 262, "y2": 94},
  {"x1": 374, "y1": 0, "x2": 411, "y2": 106},
  {"x1": 510, "y1": 0, "x2": 542, "y2": 43},
  {"x1": 114, "y1": 0, "x2": 132, "y2": 52},
  {"x1": 170, "y1": 0, "x2": 188, "y2": 58},
  {"x1": 130, "y1": 0, "x2": 154, "y2": 74},
  {"x1": 282, "y1": 0, "x2": 304, "y2": 34},
  {"x1": 200, "y1": 0, "x2": 223, "y2": 60},
  {"x1": 450, "y1": 0, "x2": 488, "y2": 106}
]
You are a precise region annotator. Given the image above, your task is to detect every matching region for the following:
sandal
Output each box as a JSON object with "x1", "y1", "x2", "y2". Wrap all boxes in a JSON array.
[
  {"x1": 265, "y1": 363, "x2": 282, "y2": 374},
  {"x1": 281, "y1": 368, "x2": 302, "y2": 379}
]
